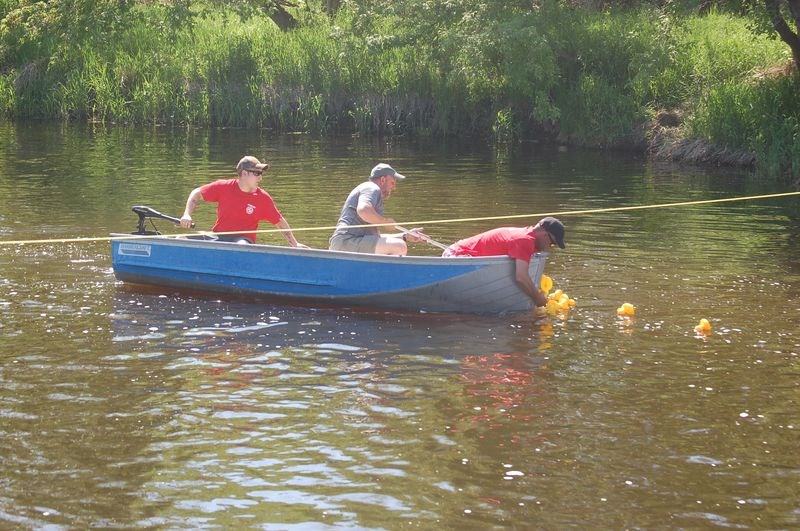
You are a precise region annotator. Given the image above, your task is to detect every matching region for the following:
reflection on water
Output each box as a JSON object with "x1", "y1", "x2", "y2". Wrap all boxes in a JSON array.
[
  {"x1": 1, "y1": 121, "x2": 799, "y2": 528},
  {"x1": 98, "y1": 292, "x2": 559, "y2": 528}
]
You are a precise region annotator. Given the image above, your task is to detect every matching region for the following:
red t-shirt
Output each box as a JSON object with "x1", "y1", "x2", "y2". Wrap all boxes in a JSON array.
[
  {"x1": 200, "y1": 179, "x2": 282, "y2": 243},
  {"x1": 449, "y1": 226, "x2": 539, "y2": 262}
]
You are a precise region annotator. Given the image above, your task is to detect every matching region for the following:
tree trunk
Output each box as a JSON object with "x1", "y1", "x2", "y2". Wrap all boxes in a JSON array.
[
  {"x1": 270, "y1": 1, "x2": 297, "y2": 31},
  {"x1": 325, "y1": 0, "x2": 341, "y2": 16},
  {"x1": 764, "y1": 0, "x2": 800, "y2": 67}
]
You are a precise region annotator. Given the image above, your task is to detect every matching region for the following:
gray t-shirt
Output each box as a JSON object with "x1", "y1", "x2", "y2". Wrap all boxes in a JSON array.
[{"x1": 332, "y1": 181, "x2": 383, "y2": 237}]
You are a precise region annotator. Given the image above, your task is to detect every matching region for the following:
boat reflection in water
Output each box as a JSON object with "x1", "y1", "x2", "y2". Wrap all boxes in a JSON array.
[
  {"x1": 108, "y1": 282, "x2": 555, "y2": 396},
  {"x1": 105, "y1": 287, "x2": 556, "y2": 525}
]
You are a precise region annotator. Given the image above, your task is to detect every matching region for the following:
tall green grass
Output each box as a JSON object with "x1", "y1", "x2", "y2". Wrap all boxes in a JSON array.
[
  {"x1": 649, "y1": 12, "x2": 792, "y2": 106},
  {"x1": 692, "y1": 75, "x2": 800, "y2": 178},
  {"x1": 0, "y1": 72, "x2": 13, "y2": 115},
  {"x1": 540, "y1": 6, "x2": 672, "y2": 146},
  {"x1": 0, "y1": 2, "x2": 797, "y2": 178},
  {"x1": 672, "y1": 13, "x2": 797, "y2": 178}
]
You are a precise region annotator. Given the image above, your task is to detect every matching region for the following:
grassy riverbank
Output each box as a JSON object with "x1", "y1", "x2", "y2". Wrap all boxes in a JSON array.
[{"x1": 0, "y1": 2, "x2": 797, "y2": 179}]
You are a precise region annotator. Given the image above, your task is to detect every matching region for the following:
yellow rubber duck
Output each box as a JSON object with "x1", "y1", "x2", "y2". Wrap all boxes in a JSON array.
[
  {"x1": 538, "y1": 276, "x2": 576, "y2": 317},
  {"x1": 616, "y1": 303, "x2": 635, "y2": 317},
  {"x1": 540, "y1": 274, "x2": 553, "y2": 295},
  {"x1": 694, "y1": 318, "x2": 712, "y2": 334}
]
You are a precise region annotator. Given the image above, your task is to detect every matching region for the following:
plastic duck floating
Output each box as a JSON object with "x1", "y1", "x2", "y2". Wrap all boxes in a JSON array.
[
  {"x1": 694, "y1": 318, "x2": 712, "y2": 335},
  {"x1": 616, "y1": 302, "x2": 636, "y2": 317},
  {"x1": 539, "y1": 275, "x2": 576, "y2": 316}
]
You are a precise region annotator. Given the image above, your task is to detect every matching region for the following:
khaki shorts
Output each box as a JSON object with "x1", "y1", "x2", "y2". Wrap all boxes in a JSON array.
[{"x1": 329, "y1": 232, "x2": 380, "y2": 253}]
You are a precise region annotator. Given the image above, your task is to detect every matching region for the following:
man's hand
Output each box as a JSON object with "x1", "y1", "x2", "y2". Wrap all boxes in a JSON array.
[
  {"x1": 403, "y1": 227, "x2": 428, "y2": 243},
  {"x1": 515, "y1": 259, "x2": 547, "y2": 306},
  {"x1": 533, "y1": 289, "x2": 548, "y2": 307}
]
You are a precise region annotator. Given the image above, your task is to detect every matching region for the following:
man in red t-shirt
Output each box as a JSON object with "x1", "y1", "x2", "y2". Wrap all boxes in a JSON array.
[
  {"x1": 442, "y1": 217, "x2": 566, "y2": 307},
  {"x1": 180, "y1": 156, "x2": 307, "y2": 247}
]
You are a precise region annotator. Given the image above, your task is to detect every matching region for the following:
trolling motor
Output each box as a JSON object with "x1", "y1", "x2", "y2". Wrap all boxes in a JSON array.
[{"x1": 131, "y1": 205, "x2": 192, "y2": 235}]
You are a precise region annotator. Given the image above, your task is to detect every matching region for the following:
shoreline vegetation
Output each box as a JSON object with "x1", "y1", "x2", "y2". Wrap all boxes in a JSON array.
[{"x1": 0, "y1": 1, "x2": 798, "y2": 181}]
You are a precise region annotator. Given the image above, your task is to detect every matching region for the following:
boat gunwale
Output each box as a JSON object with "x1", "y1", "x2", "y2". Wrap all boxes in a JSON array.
[{"x1": 110, "y1": 234, "x2": 551, "y2": 267}]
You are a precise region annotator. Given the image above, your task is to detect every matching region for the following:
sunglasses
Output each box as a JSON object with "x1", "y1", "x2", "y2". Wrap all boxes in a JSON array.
[{"x1": 248, "y1": 169, "x2": 263, "y2": 176}]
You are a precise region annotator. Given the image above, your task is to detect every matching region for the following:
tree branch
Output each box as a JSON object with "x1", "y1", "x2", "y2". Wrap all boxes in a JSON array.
[{"x1": 764, "y1": 0, "x2": 800, "y2": 66}]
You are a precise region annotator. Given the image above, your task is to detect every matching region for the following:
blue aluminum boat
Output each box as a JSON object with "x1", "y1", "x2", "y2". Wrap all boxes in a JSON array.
[{"x1": 110, "y1": 206, "x2": 548, "y2": 314}]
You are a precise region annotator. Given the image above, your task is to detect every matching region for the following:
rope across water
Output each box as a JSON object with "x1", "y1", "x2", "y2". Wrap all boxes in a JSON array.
[{"x1": 2, "y1": 191, "x2": 798, "y2": 246}]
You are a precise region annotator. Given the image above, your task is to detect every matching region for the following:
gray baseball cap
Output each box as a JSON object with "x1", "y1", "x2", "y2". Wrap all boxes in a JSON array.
[{"x1": 370, "y1": 163, "x2": 405, "y2": 180}]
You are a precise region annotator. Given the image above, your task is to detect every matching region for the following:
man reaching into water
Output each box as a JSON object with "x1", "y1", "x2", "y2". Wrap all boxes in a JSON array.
[{"x1": 442, "y1": 217, "x2": 566, "y2": 307}]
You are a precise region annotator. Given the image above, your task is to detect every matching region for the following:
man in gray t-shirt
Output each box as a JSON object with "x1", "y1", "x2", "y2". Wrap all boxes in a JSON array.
[{"x1": 329, "y1": 163, "x2": 424, "y2": 255}]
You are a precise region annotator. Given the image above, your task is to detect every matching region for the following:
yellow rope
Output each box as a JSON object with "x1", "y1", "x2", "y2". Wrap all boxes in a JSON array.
[{"x1": 2, "y1": 190, "x2": 798, "y2": 246}]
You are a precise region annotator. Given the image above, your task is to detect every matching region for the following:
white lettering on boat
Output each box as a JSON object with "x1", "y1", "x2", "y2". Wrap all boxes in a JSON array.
[{"x1": 118, "y1": 243, "x2": 152, "y2": 257}]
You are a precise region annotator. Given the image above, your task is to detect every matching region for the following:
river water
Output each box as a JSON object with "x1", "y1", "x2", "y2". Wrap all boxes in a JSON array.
[{"x1": 1, "y1": 121, "x2": 799, "y2": 529}]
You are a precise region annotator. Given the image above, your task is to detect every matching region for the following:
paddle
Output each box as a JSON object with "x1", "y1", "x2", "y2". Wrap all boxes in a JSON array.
[{"x1": 397, "y1": 225, "x2": 449, "y2": 251}]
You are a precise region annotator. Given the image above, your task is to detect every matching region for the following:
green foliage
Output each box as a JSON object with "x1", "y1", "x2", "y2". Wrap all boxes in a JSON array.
[
  {"x1": 0, "y1": 0, "x2": 18, "y2": 19},
  {"x1": 339, "y1": 0, "x2": 562, "y2": 138},
  {"x1": 0, "y1": 0, "x2": 797, "y2": 178},
  {"x1": 545, "y1": 6, "x2": 664, "y2": 145},
  {"x1": 692, "y1": 74, "x2": 800, "y2": 178},
  {"x1": 0, "y1": 0, "x2": 135, "y2": 67},
  {"x1": 559, "y1": 73, "x2": 642, "y2": 146},
  {"x1": 657, "y1": 0, "x2": 746, "y2": 16},
  {"x1": 691, "y1": 80, "x2": 757, "y2": 149},
  {"x1": 492, "y1": 108, "x2": 517, "y2": 142},
  {"x1": 0, "y1": 1, "x2": 54, "y2": 66},
  {"x1": 451, "y1": 9, "x2": 559, "y2": 124},
  {"x1": 678, "y1": 13, "x2": 789, "y2": 87},
  {"x1": 0, "y1": 71, "x2": 13, "y2": 114},
  {"x1": 651, "y1": 10, "x2": 798, "y2": 178},
  {"x1": 652, "y1": 11, "x2": 789, "y2": 104}
]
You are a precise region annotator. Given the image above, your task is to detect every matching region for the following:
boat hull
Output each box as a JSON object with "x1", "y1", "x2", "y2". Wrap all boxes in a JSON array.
[{"x1": 111, "y1": 237, "x2": 548, "y2": 314}]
